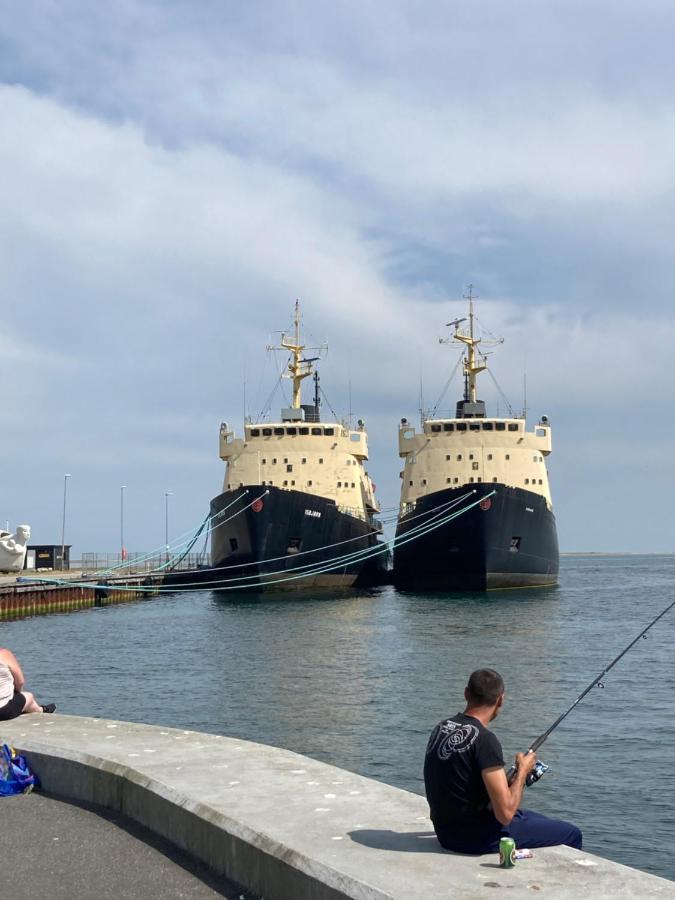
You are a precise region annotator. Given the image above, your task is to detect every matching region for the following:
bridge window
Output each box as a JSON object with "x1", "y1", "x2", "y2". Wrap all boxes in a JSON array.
[
  {"x1": 286, "y1": 464, "x2": 293, "y2": 472},
  {"x1": 525, "y1": 478, "x2": 530, "y2": 484},
  {"x1": 443, "y1": 423, "x2": 454, "y2": 431},
  {"x1": 291, "y1": 480, "x2": 295, "y2": 486},
  {"x1": 539, "y1": 479, "x2": 543, "y2": 484},
  {"x1": 487, "y1": 453, "x2": 493, "y2": 460},
  {"x1": 351, "y1": 482, "x2": 355, "y2": 488},
  {"x1": 453, "y1": 477, "x2": 459, "y2": 484},
  {"x1": 299, "y1": 427, "x2": 309, "y2": 435},
  {"x1": 308, "y1": 480, "x2": 313, "y2": 486},
  {"x1": 472, "y1": 462, "x2": 479, "y2": 470},
  {"x1": 508, "y1": 423, "x2": 519, "y2": 432},
  {"x1": 319, "y1": 458, "x2": 324, "y2": 464},
  {"x1": 287, "y1": 427, "x2": 297, "y2": 436},
  {"x1": 505, "y1": 454, "x2": 510, "y2": 460},
  {"x1": 337, "y1": 481, "x2": 342, "y2": 487},
  {"x1": 477, "y1": 477, "x2": 482, "y2": 482},
  {"x1": 446, "y1": 477, "x2": 452, "y2": 483},
  {"x1": 283, "y1": 480, "x2": 288, "y2": 486},
  {"x1": 457, "y1": 454, "x2": 463, "y2": 461},
  {"x1": 493, "y1": 477, "x2": 498, "y2": 482},
  {"x1": 274, "y1": 428, "x2": 284, "y2": 435},
  {"x1": 325, "y1": 427, "x2": 335, "y2": 436},
  {"x1": 495, "y1": 423, "x2": 506, "y2": 432},
  {"x1": 470, "y1": 422, "x2": 480, "y2": 431},
  {"x1": 457, "y1": 422, "x2": 467, "y2": 431},
  {"x1": 469, "y1": 477, "x2": 474, "y2": 483},
  {"x1": 311, "y1": 427, "x2": 322, "y2": 435},
  {"x1": 431, "y1": 424, "x2": 441, "y2": 433},
  {"x1": 483, "y1": 422, "x2": 493, "y2": 431},
  {"x1": 262, "y1": 428, "x2": 272, "y2": 436},
  {"x1": 251, "y1": 429, "x2": 260, "y2": 437}
]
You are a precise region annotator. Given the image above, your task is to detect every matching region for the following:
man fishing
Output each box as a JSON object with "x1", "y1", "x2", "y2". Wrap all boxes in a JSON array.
[{"x1": 424, "y1": 668, "x2": 582, "y2": 854}]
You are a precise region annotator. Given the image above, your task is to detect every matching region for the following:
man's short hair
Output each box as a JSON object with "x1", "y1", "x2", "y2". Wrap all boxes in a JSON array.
[{"x1": 466, "y1": 668, "x2": 505, "y2": 705}]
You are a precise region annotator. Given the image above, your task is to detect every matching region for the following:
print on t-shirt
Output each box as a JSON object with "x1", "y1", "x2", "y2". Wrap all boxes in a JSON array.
[{"x1": 426, "y1": 719, "x2": 479, "y2": 759}]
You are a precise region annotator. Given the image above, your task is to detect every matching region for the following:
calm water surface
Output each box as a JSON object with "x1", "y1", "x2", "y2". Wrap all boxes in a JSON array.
[{"x1": 2, "y1": 555, "x2": 673, "y2": 880}]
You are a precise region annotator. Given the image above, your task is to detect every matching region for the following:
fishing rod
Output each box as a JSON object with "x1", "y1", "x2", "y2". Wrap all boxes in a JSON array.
[{"x1": 509, "y1": 597, "x2": 675, "y2": 786}]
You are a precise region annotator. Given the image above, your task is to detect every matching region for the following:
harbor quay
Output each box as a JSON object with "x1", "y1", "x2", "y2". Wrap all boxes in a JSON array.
[
  {"x1": 0, "y1": 571, "x2": 165, "y2": 621},
  {"x1": 1, "y1": 715, "x2": 672, "y2": 900}
]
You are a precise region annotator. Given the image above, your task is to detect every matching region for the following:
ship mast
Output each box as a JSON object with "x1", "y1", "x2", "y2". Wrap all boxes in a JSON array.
[
  {"x1": 452, "y1": 285, "x2": 486, "y2": 404},
  {"x1": 277, "y1": 300, "x2": 319, "y2": 409}
]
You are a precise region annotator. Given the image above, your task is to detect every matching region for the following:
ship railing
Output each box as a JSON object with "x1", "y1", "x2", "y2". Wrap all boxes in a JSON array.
[{"x1": 336, "y1": 504, "x2": 369, "y2": 522}]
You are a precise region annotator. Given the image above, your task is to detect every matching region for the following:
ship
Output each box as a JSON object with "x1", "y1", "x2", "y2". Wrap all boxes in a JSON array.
[
  {"x1": 208, "y1": 302, "x2": 387, "y2": 591},
  {"x1": 392, "y1": 288, "x2": 559, "y2": 591}
]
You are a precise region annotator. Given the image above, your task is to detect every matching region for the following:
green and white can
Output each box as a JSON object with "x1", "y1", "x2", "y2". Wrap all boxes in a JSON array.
[{"x1": 499, "y1": 837, "x2": 516, "y2": 868}]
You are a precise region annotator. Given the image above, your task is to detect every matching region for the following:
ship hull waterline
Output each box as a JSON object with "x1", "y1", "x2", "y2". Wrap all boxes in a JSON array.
[
  {"x1": 393, "y1": 483, "x2": 559, "y2": 592},
  {"x1": 208, "y1": 486, "x2": 388, "y2": 593}
]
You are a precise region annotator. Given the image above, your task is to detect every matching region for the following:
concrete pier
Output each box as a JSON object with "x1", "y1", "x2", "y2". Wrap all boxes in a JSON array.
[
  {"x1": 0, "y1": 572, "x2": 163, "y2": 620},
  {"x1": 1, "y1": 715, "x2": 672, "y2": 899}
]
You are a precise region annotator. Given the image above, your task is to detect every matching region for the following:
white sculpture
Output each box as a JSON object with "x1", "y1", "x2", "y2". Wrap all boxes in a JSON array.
[{"x1": 0, "y1": 525, "x2": 31, "y2": 573}]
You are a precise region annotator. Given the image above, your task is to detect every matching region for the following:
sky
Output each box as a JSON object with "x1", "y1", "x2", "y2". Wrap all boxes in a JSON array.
[{"x1": 2, "y1": 0, "x2": 675, "y2": 556}]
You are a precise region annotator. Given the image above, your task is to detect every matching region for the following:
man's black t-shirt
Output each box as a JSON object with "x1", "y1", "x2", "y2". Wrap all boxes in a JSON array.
[{"x1": 424, "y1": 713, "x2": 504, "y2": 835}]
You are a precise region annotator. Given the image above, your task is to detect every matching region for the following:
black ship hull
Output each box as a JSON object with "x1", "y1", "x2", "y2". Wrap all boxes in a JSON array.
[
  {"x1": 393, "y1": 483, "x2": 559, "y2": 591},
  {"x1": 209, "y1": 486, "x2": 387, "y2": 592}
]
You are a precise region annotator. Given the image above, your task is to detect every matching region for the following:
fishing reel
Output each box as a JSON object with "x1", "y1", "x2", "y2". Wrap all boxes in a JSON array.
[{"x1": 526, "y1": 760, "x2": 549, "y2": 787}]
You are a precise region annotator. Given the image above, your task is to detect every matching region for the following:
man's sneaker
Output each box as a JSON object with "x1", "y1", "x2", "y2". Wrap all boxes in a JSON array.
[{"x1": 41, "y1": 703, "x2": 56, "y2": 714}]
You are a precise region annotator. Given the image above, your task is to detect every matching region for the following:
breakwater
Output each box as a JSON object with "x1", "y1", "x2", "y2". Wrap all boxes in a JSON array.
[{"x1": 2, "y1": 715, "x2": 672, "y2": 900}]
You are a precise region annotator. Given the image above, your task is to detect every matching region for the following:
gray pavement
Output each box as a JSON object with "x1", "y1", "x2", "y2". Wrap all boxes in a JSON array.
[{"x1": 0, "y1": 791, "x2": 258, "y2": 900}]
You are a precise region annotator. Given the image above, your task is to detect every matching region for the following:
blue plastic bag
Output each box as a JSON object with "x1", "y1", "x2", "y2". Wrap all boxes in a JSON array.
[{"x1": 0, "y1": 743, "x2": 40, "y2": 795}]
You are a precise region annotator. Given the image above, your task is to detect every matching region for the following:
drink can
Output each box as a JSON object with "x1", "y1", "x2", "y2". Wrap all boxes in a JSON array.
[{"x1": 499, "y1": 837, "x2": 516, "y2": 868}]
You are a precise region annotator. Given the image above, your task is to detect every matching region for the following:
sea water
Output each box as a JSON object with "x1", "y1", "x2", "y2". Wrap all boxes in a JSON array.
[{"x1": 1, "y1": 554, "x2": 673, "y2": 880}]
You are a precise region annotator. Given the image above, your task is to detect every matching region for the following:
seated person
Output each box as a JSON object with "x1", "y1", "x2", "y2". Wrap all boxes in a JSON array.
[
  {"x1": 0, "y1": 648, "x2": 56, "y2": 720},
  {"x1": 424, "y1": 668, "x2": 581, "y2": 853}
]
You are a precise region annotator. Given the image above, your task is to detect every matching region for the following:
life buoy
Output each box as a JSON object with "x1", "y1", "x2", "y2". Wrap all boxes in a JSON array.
[
  {"x1": 480, "y1": 498, "x2": 492, "y2": 511},
  {"x1": 252, "y1": 499, "x2": 264, "y2": 513}
]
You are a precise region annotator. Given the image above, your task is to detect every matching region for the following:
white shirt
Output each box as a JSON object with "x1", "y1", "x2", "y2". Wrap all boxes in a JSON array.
[{"x1": 0, "y1": 661, "x2": 15, "y2": 706}]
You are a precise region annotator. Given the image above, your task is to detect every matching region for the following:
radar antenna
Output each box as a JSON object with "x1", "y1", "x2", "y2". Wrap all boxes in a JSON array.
[
  {"x1": 267, "y1": 300, "x2": 327, "y2": 408},
  {"x1": 439, "y1": 285, "x2": 503, "y2": 406}
]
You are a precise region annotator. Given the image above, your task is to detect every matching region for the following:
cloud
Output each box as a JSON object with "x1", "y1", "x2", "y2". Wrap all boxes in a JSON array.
[{"x1": 1, "y1": 5, "x2": 675, "y2": 553}]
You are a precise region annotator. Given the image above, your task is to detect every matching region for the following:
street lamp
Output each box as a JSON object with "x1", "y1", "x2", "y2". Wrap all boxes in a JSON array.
[
  {"x1": 165, "y1": 492, "x2": 173, "y2": 563},
  {"x1": 120, "y1": 485, "x2": 127, "y2": 563},
  {"x1": 61, "y1": 474, "x2": 71, "y2": 570}
]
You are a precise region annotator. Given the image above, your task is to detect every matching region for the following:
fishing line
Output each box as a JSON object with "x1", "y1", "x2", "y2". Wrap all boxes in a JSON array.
[{"x1": 509, "y1": 597, "x2": 675, "y2": 783}]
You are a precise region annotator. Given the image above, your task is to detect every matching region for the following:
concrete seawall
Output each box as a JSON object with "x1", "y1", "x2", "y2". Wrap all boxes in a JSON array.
[{"x1": 1, "y1": 715, "x2": 672, "y2": 899}]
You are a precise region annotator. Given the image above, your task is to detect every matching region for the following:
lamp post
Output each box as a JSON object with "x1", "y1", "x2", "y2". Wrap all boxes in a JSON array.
[
  {"x1": 61, "y1": 474, "x2": 71, "y2": 570},
  {"x1": 165, "y1": 492, "x2": 173, "y2": 564},
  {"x1": 120, "y1": 485, "x2": 127, "y2": 563}
]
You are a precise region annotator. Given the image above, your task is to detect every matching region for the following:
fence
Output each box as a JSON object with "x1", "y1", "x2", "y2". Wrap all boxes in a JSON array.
[{"x1": 79, "y1": 552, "x2": 207, "y2": 574}]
